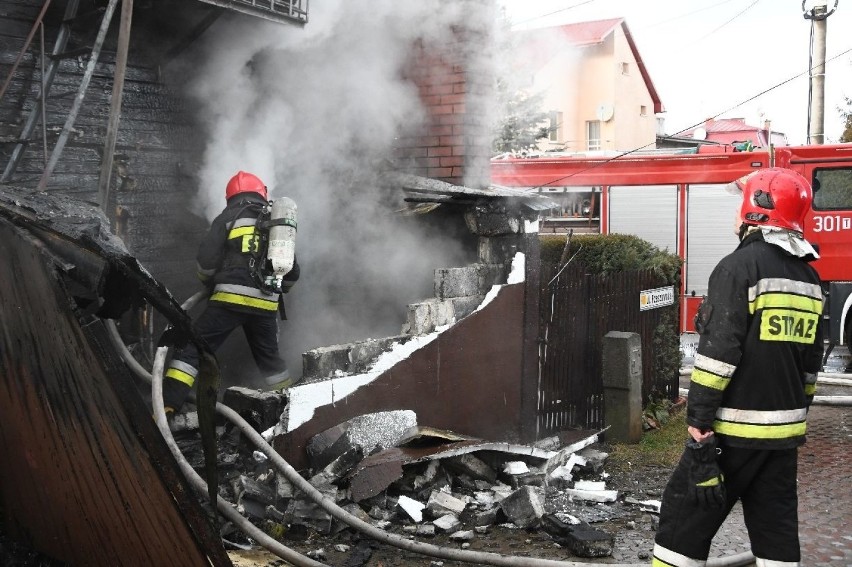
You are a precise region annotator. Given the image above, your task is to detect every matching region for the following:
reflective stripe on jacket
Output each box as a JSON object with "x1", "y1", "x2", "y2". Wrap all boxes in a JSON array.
[{"x1": 687, "y1": 231, "x2": 824, "y2": 450}]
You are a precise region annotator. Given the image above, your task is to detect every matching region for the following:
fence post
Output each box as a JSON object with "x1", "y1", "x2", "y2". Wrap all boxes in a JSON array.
[{"x1": 602, "y1": 331, "x2": 643, "y2": 443}]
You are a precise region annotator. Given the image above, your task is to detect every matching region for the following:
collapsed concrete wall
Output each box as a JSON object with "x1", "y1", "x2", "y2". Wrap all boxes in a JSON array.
[{"x1": 273, "y1": 193, "x2": 544, "y2": 471}]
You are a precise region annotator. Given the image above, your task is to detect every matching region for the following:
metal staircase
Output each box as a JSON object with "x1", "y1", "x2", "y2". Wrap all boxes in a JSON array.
[{"x1": 195, "y1": 0, "x2": 308, "y2": 25}]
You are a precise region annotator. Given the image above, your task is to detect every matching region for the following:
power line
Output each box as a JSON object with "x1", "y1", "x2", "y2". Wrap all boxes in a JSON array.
[
  {"x1": 638, "y1": 0, "x2": 739, "y2": 30},
  {"x1": 511, "y1": 0, "x2": 596, "y2": 27},
  {"x1": 695, "y1": 0, "x2": 761, "y2": 42}
]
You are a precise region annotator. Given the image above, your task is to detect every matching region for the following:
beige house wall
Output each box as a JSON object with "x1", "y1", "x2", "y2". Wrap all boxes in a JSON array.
[{"x1": 530, "y1": 25, "x2": 657, "y2": 153}]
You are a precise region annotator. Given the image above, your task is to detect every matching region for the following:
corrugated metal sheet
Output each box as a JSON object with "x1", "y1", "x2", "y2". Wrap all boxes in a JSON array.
[
  {"x1": 685, "y1": 184, "x2": 741, "y2": 296},
  {"x1": 608, "y1": 184, "x2": 678, "y2": 253}
]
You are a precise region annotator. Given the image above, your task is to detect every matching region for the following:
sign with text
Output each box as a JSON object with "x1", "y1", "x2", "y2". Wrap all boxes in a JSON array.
[{"x1": 639, "y1": 286, "x2": 675, "y2": 311}]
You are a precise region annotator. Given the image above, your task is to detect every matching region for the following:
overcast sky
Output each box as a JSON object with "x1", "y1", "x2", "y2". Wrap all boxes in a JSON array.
[{"x1": 498, "y1": 0, "x2": 852, "y2": 145}]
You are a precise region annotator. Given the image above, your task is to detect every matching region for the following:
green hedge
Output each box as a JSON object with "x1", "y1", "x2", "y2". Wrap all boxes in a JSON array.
[{"x1": 541, "y1": 233, "x2": 682, "y2": 282}]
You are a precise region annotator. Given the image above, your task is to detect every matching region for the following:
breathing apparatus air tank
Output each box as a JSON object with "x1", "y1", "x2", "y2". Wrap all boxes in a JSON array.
[{"x1": 265, "y1": 197, "x2": 297, "y2": 291}]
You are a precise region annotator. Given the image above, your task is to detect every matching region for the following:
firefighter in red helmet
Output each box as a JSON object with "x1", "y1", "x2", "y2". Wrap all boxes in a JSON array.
[
  {"x1": 162, "y1": 171, "x2": 300, "y2": 415},
  {"x1": 653, "y1": 168, "x2": 824, "y2": 566}
]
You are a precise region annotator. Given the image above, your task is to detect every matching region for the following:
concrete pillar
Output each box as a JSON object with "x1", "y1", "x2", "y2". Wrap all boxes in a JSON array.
[{"x1": 602, "y1": 331, "x2": 643, "y2": 443}]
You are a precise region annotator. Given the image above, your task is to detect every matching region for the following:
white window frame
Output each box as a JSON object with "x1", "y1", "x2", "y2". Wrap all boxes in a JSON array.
[{"x1": 587, "y1": 120, "x2": 601, "y2": 151}]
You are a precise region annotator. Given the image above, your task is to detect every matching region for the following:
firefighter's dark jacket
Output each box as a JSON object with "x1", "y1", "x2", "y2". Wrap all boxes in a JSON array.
[
  {"x1": 196, "y1": 192, "x2": 300, "y2": 315},
  {"x1": 688, "y1": 230, "x2": 823, "y2": 450}
]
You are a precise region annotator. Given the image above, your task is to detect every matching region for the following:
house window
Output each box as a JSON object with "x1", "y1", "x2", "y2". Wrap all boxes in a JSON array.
[
  {"x1": 640, "y1": 105, "x2": 648, "y2": 117},
  {"x1": 587, "y1": 121, "x2": 601, "y2": 151},
  {"x1": 621, "y1": 62, "x2": 629, "y2": 75},
  {"x1": 549, "y1": 110, "x2": 562, "y2": 142}
]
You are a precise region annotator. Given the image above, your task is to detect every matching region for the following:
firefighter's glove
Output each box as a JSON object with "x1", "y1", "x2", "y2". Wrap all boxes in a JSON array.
[{"x1": 685, "y1": 436, "x2": 725, "y2": 508}]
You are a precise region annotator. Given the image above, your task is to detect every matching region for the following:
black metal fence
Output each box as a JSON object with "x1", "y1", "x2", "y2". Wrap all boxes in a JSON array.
[{"x1": 537, "y1": 263, "x2": 680, "y2": 435}]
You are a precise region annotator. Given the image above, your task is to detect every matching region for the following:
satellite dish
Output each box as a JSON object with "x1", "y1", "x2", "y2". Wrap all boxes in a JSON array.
[
  {"x1": 596, "y1": 103, "x2": 614, "y2": 122},
  {"x1": 693, "y1": 127, "x2": 707, "y2": 140}
]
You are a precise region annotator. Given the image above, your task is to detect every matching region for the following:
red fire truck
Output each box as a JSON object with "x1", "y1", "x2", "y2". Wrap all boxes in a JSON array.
[{"x1": 491, "y1": 144, "x2": 852, "y2": 351}]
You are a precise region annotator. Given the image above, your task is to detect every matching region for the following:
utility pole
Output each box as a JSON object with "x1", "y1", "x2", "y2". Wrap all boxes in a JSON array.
[{"x1": 804, "y1": 1, "x2": 837, "y2": 145}]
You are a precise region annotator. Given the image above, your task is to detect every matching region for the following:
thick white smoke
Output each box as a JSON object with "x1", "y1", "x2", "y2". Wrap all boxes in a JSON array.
[{"x1": 170, "y1": 1, "x2": 492, "y2": 382}]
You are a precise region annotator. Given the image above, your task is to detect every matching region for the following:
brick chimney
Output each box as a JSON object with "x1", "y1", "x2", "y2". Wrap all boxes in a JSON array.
[{"x1": 393, "y1": 0, "x2": 495, "y2": 189}]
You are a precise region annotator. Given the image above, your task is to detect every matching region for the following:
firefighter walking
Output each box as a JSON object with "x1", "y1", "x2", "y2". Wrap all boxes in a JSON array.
[
  {"x1": 162, "y1": 171, "x2": 300, "y2": 415},
  {"x1": 653, "y1": 168, "x2": 824, "y2": 566}
]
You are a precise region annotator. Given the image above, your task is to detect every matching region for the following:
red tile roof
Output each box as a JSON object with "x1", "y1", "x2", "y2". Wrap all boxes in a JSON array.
[
  {"x1": 551, "y1": 17, "x2": 623, "y2": 46},
  {"x1": 516, "y1": 18, "x2": 664, "y2": 114}
]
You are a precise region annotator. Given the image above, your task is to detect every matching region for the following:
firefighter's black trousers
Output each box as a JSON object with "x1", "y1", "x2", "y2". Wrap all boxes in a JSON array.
[
  {"x1": 654, "y1": 444, "x2": 799, "y2": 565},
  {"x1": 162, "y1": 304, "x2": 287, "y2": 411}
]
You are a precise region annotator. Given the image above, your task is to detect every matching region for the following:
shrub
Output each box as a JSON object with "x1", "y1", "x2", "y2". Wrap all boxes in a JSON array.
[{"x1": 541, "y1": 233, "x2": 682, "y2": 281}]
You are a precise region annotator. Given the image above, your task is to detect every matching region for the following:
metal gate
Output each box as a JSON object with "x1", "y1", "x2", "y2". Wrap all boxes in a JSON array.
[{"x1": 537, "y1": 263, "x2": 679, "y2": 436}]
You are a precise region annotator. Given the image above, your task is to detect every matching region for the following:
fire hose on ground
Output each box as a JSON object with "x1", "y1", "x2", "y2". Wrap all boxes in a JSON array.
[{"x1": 106, "y1": 299, "x2": 756, "y2": 567}]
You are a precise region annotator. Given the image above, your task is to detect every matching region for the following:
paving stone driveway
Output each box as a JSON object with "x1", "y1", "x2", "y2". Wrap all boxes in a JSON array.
[{"x1": 797, "y1": 404, "x2": 852, "y2": 566}]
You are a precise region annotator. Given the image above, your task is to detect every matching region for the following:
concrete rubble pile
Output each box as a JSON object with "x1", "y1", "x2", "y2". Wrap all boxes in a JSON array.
[{"x1": 170, "y1": 388, "x2": 663, "y2": 562}]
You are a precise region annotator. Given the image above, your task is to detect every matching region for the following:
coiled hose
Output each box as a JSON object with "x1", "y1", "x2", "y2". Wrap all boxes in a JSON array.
[{"x1": 107, "y1": 302, "x2": 756, "y2": 567}]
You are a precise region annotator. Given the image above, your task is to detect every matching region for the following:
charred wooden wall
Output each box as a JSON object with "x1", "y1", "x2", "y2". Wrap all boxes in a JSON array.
[
  {"x1": 0, "y1": 213, "x2": 231, "y2": 567},
  {"x1": 0, "y1": 0, "x2": 214, "y2": 302}
]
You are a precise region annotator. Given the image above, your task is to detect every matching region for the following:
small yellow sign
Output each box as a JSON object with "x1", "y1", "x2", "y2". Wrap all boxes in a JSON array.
[{"x1": 639, "y1": 286, "x2": 675, "y2": 311}]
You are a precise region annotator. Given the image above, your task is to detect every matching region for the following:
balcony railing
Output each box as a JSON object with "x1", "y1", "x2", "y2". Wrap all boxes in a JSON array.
[{"x1": 196, "y1": 0, "x2": 308, "y2": 25}]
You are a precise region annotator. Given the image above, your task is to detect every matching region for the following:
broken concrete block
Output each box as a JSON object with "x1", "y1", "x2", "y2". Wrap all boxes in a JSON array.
[
  {"x1": 573, "y1": 480, "x2": 607, "y2": 491},
  {"x1": 464, "y1": 205, "x2": 522, "y2": 236},
  {"x1": 302, "y1": 343, "x2": 352, "y2": 379},
  {"x1": 576, "y1": 447, "x2": 609, "y2": 474},
  {"x1": 330, "y1": 503, "x2": 372, "y2": 535},
  {"x1": 432, "y1": 514, "x2": 461, "y2": 533},
  {"x1": 502, "y1": 470, "x2": 545, "y2": 490},
  {"x1": 403, "y1": 298, "x2": 456, "y2": 335},
  {"x1": 491, "y1": 483, "x2": 514, "y2": 502},
  {"x1": 222, "y1": 387, "x2": 286, "y2": 433},
  {"x1": 346, "y1": 411, "x2": 417, "y2": 455},
  {"x1": 309, "y1": 445, "x2": 363, "y2": 486},
  {"x1": 565, "y1": 487, "x2": 618, "y2": 503},
  {"x1": 275, "y1": 472, "x2": 296, "y2": 503},
  {"x1": 450, "y1": 295, "x2": 485, "y2": 320},
  {"x1": 478, "y1": 234, "x2": 523, "y2": 265},
  {"x1": 462, "y1": 505, "x2": 501, "y2": 528},
  {"x1": 499, "y1": 486, "x2": 544, "y2": 529},
  {"x1": 306, "y1": 422, "x2": 352, "y2": 472},
  {"x1": 426, "y1": 490, "x2": 466, "y2": 518},
  {"x1": 309, "y1": 411, "x2": 416, "y2": 474},
  {"x1": 435, "y1": 266, "x2": 482, "y2": 299},
  {"x1": 541, "y1": 514, "x2": 613, "y2": 558},
  {"x1": 287, "y1": 486, "x2": 336, "y2": 535},
  {"x1": 398, "y1": 495, "x2": 425, "y2": 522},
  {"x1": 444, "y1": 453, "x2": 497, "y2": 483},
  {"x1": 473, "y1": 491, "x2": 495, "y2": 508},
  {"x1": 368, "y1": 505, "x2": 394, "y2": 521},
  {"x1": 232, "y1": 475, "x2": 276, "y2": 520},
  {"x1": 348, "y1": 335, "x2": 410, "y2": 374},
  {"x1": 624, "y1": 497, "x2": 662, "y2": 513},
  {"x1": 413, "y1": 460, "x2": 441, "y2": 490},
  {"x1": 547, "y1": 452, "x2": 586, "y2": 487},
  {"x1": 544, "y1": 447, "x2": 587, "y2": 480},
  {"x1": 503, "y1": 461, "x2": 530, "y2": 475},
  {"x1": 449, "y1": 530, "x2": 475, "y2": 541},
  {"x1": 415, "y1": 524, "x2": 436, "y2": 537}
]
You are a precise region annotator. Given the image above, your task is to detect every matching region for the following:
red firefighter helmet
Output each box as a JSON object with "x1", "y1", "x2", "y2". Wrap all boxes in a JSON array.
[
  {"x1": 225, "y1": 171, "x2": 267, "y2": 201},
  {"x1": 733, "y1": 168, "x2": 812, "y2": 233}
]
